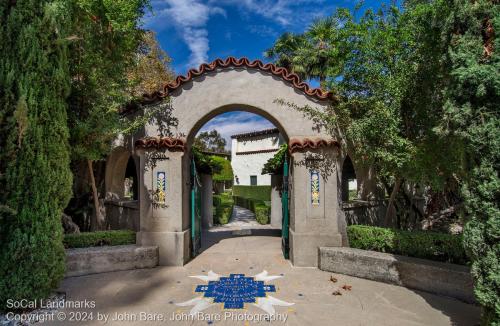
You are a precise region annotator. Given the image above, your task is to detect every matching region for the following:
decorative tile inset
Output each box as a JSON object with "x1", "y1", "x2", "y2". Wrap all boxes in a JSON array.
[
  {"x1": 311, "y1": 170, "x2": 320, "y2": 205},
  {"x1": 156, "y1": 171, "x2": 166, "y2": 203},
  {"x1": 176, "y1": 270, "x2": 294, "y2": 315}
]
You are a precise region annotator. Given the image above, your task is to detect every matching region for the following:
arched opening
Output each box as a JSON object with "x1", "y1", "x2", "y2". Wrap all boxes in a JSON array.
[
  {"x1": 342, "y1": 155, "x2": 358, "y2": 202},
  {"x1": 124, "y1": 156, "x2": 138, "y2": 200},
  {"x1": 186, "y1": 107, "x2": 287, "y2": 256},
  {"x1": 104, "y1": 147, "x2": 140, "y2": 230}
]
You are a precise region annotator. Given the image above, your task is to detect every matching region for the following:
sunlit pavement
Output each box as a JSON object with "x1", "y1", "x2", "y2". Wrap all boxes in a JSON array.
[{"x1": 55, "y1": 234, "x2": 480, "y2": 325}]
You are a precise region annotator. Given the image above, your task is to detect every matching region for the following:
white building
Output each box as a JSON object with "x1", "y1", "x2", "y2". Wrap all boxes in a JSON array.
[{"x1": 231, "y1": 128, "x2": 284, "y2": 186}]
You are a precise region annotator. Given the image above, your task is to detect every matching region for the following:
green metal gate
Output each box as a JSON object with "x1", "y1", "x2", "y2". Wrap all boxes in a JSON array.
[
  {"x1": 281, "y1": 154, "x2": 290, "y2": 259},
  {"x1": 191, "y1": 158, "x2": 202, "y2": 257}
]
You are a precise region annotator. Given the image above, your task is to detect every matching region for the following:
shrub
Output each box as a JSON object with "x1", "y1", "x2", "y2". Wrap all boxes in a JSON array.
[
  {"x1": 233, "y1": 186, "x2": 271, "y2": 201},
  {"x1": 212, "y1": 156, "x2": 233, "y2": 182},
  {"x1": 233, "y1": 196, "x2": 270, "y2": 225},
  {"x1": 347, "y1": 225, "x2": 467, "y2": 265},
  {"x1": 255, "y1": 205, "x2": 270, "y2": 224},
  {"x1": 213, "y1": 193, "x2": 233, "y2": 225},
  {"x1": 64, "y1": 230, "x2": 136, "y2": 248}
]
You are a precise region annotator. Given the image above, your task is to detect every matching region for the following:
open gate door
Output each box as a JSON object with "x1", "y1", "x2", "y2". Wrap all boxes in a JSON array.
[
  {"x1": 191, "y1": 158, "x2": 202, "y2": 257},
  {"x1": 281, "y1": 154, "x2": 290, "y2": 259}
]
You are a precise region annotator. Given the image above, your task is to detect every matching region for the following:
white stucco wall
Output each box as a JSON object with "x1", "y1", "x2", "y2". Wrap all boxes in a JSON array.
[{"x1": 231, "y1": 133, "x2": 284, "y2": 186}]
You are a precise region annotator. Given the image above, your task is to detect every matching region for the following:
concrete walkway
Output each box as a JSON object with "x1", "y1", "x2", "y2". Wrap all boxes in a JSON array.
[
  {"x1": 55, "y1": 235, "x2": 480, "y2": 326},
  {"x1": 209, "y1": 205, "x2": 279, "y2": 233}
]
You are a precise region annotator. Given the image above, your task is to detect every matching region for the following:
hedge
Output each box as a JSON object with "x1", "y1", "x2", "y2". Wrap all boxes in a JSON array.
[
  {"x1": 233, "y1": 196, "x2": 270, "y2": 224},
  {"x1": 63, "y1": 230, "x2": 136, "y2": 249},
  {"x1": 347, "y1": 225, "x2": 467, "y2": 265},
  {"x1": 212, "y1": 156, "x2": 233, "y2": 182},
  {"x1": 213, "y1": 193, "x2": 233, "y2": 224},
  {"x1": 233, "y1": 185, "x2": 271, "y2": 201}
]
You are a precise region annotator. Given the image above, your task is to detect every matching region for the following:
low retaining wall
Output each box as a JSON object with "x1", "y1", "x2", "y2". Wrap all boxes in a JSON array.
[
  {"x1": 66, "y1": 245, "x2": 158, "y2": 277},
  {"x1": 319, "y1": 247, "x2": 475, "y2": 303}
]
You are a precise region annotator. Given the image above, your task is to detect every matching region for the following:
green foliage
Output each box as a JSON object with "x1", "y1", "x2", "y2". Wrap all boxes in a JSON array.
[
  {"x1": 233, "y1": 186, "x2": 272, "y2": 202},
  {"x1": 0, "y1": 0, "x2": 73, "y2": 309},
  {"x1": 347, "y1": 225, "x2": 467, "y2": 265},
  {"x1": 67, "y1": 0, "x2": 149, "y2": 161},
  {"x1": 63, "y1": 230, "x2": 135, "y2": 248},
  {"x1": 194, "y1": 130, "x2": 228, "y2": 153},
  {"x1": 192, "y1": 146, "x2": 223, "y2": 175},
  {"x1": 233, "y1": 196, "x2": 270, "y2": 225},
  {"x1": 262, "y1": 144, "x2": 288, "y2": 175},
  {"x1": 212, "y1": 156, "x2": 233, "y2": 182},
  {"x1": 434, "y1": 1, "x2": 499, "y2": 323},
  {"x1": 213, "y1": 193, "x2": 233, "y2": 225}
]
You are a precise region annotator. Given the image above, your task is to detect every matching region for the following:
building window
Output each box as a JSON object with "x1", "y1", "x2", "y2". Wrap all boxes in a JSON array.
[{"x1": 250, "y1": 175, "x2": 257, "y2": 186}]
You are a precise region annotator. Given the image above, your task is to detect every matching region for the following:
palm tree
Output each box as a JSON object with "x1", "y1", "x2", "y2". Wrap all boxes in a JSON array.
[
  {"x1": 265, "y1": 17, "x2": 340, "y2": 89},
  {"x1": 264, "y1": 32, "x2": 308, "y2": 79},
  {"x1": 296, "y1": 17, "x2": 340, "y2": 88}
]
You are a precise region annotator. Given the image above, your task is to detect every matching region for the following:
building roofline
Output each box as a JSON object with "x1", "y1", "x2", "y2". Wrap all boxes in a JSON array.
[{"x1": 231, "y1": 128, "x2": 280, "y2": 139}]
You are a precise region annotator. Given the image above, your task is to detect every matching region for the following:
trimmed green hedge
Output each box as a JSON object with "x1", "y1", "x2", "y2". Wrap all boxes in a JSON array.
[
  {"x1": 63, "y1": 230, "x2": 136, "y2": 249},
  {"x1": 212, "y1": 156, "x2": 233, "y2": 182},
  {"x1": 347, "y1": 225, "x2": 467, "y2": 265},
  {"x1": 233, "y1": 196, "x2": 270, "y2": 224},
  {"x1": 213, "y1": 193, "x2": 233, "y2": 224},
  {"x1": 233, "y1": 185, "x2": 271, "y2": 201}
]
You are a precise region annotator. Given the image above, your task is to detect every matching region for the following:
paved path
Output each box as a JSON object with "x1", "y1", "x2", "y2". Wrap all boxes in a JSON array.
[
  {"x1": 55, "y1": 235, "x2": 480, "y2": 326},
  {"x1": 208, "y1": 205, "x2": 279, "y2": 233}
]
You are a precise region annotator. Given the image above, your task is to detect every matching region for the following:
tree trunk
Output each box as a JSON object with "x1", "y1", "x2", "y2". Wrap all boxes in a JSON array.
[
  {"x1": 384, "y1": 178, "x2": 402, "y2": 227},
  {"x1": 87, "y1": 159, "x2": 102, "y2": 231}
]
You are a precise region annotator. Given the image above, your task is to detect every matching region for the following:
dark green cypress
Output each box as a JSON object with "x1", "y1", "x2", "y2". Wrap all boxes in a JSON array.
[{"x1": 0, "y1": 0, "x2": 72, "y2": 307}]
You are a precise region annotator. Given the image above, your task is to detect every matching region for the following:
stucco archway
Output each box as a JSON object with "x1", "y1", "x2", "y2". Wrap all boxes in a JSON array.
[{"x1": 133, "y1": 57, "x2": 346, "y2": 267}]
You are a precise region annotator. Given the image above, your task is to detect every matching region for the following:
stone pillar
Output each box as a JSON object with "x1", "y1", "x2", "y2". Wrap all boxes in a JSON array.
[
  {"x1": 270, "y1": 174, "x2": 282, "y2": 228},
  {"x1": 200, "y1": 174, "x2": 213, "y2": 228},
  {"x1": 136, "y1": 149, "x2": 190, "y2": 266},
  {"x1": 289, "y1": 147, "x2": 344, "y2": 267}
]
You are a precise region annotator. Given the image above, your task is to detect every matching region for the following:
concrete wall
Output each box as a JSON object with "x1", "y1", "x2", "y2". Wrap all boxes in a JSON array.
[
  {"x1": 289, "y1": 149, "x2": 344, "y2": 267},
  {"x1": 104, "y1": 200, "x2": 140, "y2": 231},
  {"x1": 270, "y1": 175, "x2": 283, "y2": 228},
  {"x1": 65, "y1": 245, "x2": 158, "y2": 277},
  {"x1": 319, "y1": 247, "x2": 475, "y2": 303}
]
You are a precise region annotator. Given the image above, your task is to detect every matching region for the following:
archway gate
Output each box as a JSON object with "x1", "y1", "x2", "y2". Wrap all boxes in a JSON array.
[{"x1": 132, "y1": 57, "x2": 348, "y2": 267}]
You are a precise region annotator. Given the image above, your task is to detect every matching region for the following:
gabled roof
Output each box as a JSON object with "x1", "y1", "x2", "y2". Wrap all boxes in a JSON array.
[{"x1": 141, "y1": 57, "x2": 336, "y2": 103}]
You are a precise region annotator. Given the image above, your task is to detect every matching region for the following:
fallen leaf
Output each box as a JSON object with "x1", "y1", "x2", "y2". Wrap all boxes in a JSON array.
[
  {"x1": 341, "y1": 285, "x2": 352, "y2": 291},
  {"x1": 332, "y1": 290, "x2": 342, "y2": 296},
  {"x1": 330, "y1": 276, "x2": 338, "y2": 283}
]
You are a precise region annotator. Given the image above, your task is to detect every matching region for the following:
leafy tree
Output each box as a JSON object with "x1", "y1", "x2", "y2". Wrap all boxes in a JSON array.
[
  {"x1": 194, "y1": 130, "x2": 228, "y2": 153},
  {"x1": 0, "y1": 0, "x2": 72, "y2": 307},
  {"x1": 432, "y1": 1, "x2": 499, "y2": 323},
  {"x1": 127, "y1": 30, "x2": 175, "y2": 98},
  {"x1": 271, "y1": 1, "x2": 499, "y2": 323},
  {"x1": 67, "y1": 0, "x2": 149, "y2": 230}
]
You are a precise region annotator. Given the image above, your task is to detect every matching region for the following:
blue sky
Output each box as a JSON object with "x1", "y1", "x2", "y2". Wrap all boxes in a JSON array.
[{"x1": 143, "y1": 0, "x2": 393, "y2": 149}]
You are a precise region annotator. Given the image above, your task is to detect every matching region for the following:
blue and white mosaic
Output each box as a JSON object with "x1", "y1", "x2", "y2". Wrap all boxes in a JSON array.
[{"x1": 177, "y1": 271, "x2": 294, "y2": 315}]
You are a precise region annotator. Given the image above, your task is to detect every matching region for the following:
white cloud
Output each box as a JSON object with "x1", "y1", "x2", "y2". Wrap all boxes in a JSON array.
[
  {"x1": 147, "y1": 0, "x2": 226, "y2": 68},
  {"x1": 211, "y1": 0, "x2": 327, "y2": 26},
  {"x1": 198, "y1": 112, "x2": 275, "y2": 150}
]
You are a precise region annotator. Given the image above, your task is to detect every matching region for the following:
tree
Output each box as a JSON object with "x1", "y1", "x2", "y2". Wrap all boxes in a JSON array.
[
  {"x1": 264, "y1": 32, "x2": 307, "y2": 78},
  {"x1": 67, "y1": 0, "x2": 149, "y2": 230},
  {"x1": 127, "y1": 30, "x2": 175, "y2": 98},
  {"x1": 194, "y1": 130, "x2": 228, "y2": 153},
  {"x1": 272, "y1": 1, "x2": 499, "y2": 323},
  {"x1": 0, "y1": 0, "x2": 73, "y2": 307},
  {"x1": 433, "y1": 1, "x2": 499, "y2": 323}
]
